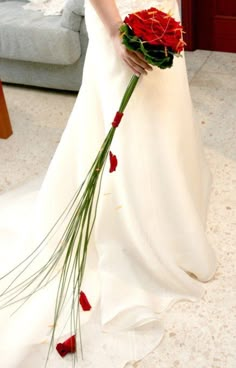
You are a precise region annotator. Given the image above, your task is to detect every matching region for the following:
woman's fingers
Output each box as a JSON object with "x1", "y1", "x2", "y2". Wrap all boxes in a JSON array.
[
  {"x1": 111, "y1": 33, "x2": 153, "y2": 75},
  {"x1": 127, "y1": 50, "x2": 152, "y2": 72},
  {"x1": 133, "y1": 50, "x2": 153, "y2": 69},
  {"x1": 124, "y1": 50, "x2": 152, "y2": 75},
  {"x1": 124, "y1": 58, "x2": 145, "y2": 75}
]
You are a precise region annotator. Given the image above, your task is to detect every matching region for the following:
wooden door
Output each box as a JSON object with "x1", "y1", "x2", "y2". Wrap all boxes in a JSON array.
[{"x1": 182, "y1": 0, "x2": 236, "y2": 53}]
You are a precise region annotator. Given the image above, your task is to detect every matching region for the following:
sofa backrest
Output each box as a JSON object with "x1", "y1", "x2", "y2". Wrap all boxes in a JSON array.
[{"x1": 62, "y1": 0, "x2": 85, "y2": 32}]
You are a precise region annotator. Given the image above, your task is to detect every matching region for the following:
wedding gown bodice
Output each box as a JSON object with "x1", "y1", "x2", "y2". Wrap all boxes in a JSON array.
[
  {"x1": 85, "y1": 0, "x2": 177, "y2": 13},
  {"x1": 114, "y1": 0, "x2": 175, "y2": 14},
  {"x1": 85, "y1": 0, "x2": 179, "y2": 33}
]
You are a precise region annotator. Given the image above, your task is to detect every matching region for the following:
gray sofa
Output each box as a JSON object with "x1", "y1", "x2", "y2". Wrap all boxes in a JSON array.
[{"x1": 0, "y1": 0, "x2": 88, "y2": 90}]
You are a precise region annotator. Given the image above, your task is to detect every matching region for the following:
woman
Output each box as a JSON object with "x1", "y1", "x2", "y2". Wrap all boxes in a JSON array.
[{"x1": 0, "y1": 0, "x2": 216, "y2": 366}]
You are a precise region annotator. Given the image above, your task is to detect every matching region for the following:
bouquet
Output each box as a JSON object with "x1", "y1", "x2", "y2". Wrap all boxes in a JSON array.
[{"x1": 0, "y1": 7, "x2": 185, "y2": 365}]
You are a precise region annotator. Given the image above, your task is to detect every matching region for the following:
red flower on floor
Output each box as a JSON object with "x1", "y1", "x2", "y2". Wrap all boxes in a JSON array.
[
  {"x1": 109, "y1": 151, "x2": 118, "y2": 173},
  {"x1": 56, "y1": 335, "x2": 76, "y2": 357}
]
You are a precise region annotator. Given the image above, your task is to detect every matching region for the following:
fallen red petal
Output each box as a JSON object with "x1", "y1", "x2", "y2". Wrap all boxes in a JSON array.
[
  {"x1": 79, "y1": 291, "x2": 92, "y2": 311},
  {"x1": 56, "y1": 343, "x2": 69, "y2": 357},
  {"x1": 109, "y1": 151, "x2": 118, "y2": 173},
  {"x1": 56, "y1": 335, "x2": 76, "y2": 357}
]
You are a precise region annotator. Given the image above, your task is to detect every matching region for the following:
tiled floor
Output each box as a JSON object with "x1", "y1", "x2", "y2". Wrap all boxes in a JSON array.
[
  {"x1": 0, "y1": 50, "x2": 236, "y2": 367},
  {"x1": 0, "y1": 86, "x2": 76, "y2": 192}
]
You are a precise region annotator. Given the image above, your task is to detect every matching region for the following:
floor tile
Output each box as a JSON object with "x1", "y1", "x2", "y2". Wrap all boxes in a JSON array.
[
  {"x1": 200, "y1": 51, "x2": 236, "y2": 74},
  {"x1": 191, "y1": 70, "x2": 236, "y2": 91},
  {"x1": 0, "y1": 121, "x2": 64, "y2": 192},
  {"x1": 190, "y1": 85, "x2": 236, "y2": 159},
  {"x1": 185, "y1": 50, "x2": 212, "y2": 81},
  {"x1": 3, "y1": 84, "x2": 76, "y2": 129}
]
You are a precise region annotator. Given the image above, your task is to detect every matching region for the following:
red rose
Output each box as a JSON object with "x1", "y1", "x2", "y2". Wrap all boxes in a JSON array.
[{"x1": 124, "y1": 7, "x2": 185, "y2": 53}]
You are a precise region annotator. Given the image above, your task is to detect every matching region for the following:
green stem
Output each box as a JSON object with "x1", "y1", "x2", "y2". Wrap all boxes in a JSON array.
[{"x1": 119, "y1": 74, "x2": 140, "y2": 113}]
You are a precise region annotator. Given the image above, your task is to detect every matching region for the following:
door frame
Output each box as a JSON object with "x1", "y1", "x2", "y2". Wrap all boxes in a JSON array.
[
  {"x1": 181, "y1": 0, "x2": 196, "y2": 50},
  {"x1": 181, "y1": 0, "x2": 236, "y2": 52}
]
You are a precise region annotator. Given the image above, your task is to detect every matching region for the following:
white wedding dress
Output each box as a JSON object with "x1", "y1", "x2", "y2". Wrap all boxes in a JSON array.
[{"x1": 0, "y1": 0, "x2": 217, "y2": 367}]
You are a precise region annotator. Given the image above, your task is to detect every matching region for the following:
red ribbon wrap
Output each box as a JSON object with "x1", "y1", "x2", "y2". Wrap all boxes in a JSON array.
[{"x1": 112, "y1": 112, "x2": 124, "y2": 128}]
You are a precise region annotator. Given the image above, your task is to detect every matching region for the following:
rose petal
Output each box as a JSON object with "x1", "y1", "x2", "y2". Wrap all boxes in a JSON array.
[
  {"x1": 56, "y1": 335, "x2": 76, "y2": 357},
  {"x1": 56, "y1": 343, "x2": 69, "y2": 357},
  {"x1": 79, "y1": 291, "x2": 92, "y2": 311},
  {"x1": 109, "y1": 151, "x2": 118, "y2": 173}
]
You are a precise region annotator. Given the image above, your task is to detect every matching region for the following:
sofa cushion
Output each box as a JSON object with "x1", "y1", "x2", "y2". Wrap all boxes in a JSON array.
[
  {"x1": 0, "y1": 1, "x2": 81, "y2": 65},
  {"x1": 61, "y1": 0, "x2": 85, "y2": 32}
]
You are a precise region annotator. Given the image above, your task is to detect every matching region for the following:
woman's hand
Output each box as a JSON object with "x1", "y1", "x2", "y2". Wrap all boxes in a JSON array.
[
  {"x1": 89, "y1": 0, "x2": 152, "y2": 75},
  {"x1": 111, "y1": 31, "x2": 153, "y2": 76}
]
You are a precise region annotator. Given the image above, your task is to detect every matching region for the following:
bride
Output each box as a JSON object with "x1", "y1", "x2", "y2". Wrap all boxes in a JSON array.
[{"x1": 0, "y1": 0, "x2": 216, "y2": 367}]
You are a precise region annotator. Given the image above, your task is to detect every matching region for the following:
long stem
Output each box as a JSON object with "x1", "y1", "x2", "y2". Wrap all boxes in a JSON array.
[
  {"x1": 0, "y1": 73, "x2": 141, "y2": 368},
  {"x1": 119, "y1": 75, "x2": 140, "y2": 112}
]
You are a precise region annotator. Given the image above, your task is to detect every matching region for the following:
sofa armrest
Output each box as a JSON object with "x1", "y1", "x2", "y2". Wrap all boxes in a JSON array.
[
  {"x1": 65, "y1": 0, "x2": 85, "y2": 16},
  {"x1": 61, "y1": 0, "x2": 85, "y2": 32}
]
